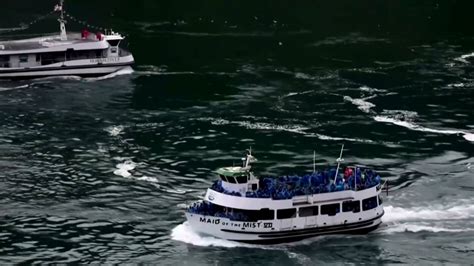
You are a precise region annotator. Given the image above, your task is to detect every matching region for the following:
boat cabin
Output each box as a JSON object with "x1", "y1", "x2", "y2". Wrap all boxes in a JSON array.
[{"x1": 215, "y1": 166, "x2": 259, "y2": 196}]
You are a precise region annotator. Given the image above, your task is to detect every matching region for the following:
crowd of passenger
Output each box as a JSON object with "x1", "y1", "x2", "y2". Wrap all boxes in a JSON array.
[
  {"x1": 210, "y1": 167, "x2": 381, "y2": 200},
  {"x1": 187, "y1": 201, "x2": 250, "y2": 221}
]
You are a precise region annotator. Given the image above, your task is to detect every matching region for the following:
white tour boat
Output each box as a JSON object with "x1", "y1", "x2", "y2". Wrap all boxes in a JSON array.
[
  {"x1": 186, "y1": 147, "x2": 386, "y2": 244},
  {"x1": 0, "y1": 0, "x2": 134, "y2": 79}
]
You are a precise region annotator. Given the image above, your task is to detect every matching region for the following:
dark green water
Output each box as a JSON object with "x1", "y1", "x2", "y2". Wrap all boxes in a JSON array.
[{"x1": 1, "y1": 0, "x2": 474, "y2": 264}]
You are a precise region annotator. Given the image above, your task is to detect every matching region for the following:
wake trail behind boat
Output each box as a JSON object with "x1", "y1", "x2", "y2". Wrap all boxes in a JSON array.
[
  {"x1": 380, "y1": 204, "x2": 474, "y2": 234},
  {"x1": 374, "y1": 116, "x2": 474, "y2": 142},
  {"x1": 343, "y1": 89, "x2": 474, "y2": 143}
]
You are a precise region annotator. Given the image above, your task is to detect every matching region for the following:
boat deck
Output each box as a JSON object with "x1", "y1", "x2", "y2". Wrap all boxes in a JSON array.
[
  {"x1": 0, "y1": 33, "x2": 101, "y2": 51},
  {"x1": 211, "y1": 167, "x2": 381, "y2": 199}
]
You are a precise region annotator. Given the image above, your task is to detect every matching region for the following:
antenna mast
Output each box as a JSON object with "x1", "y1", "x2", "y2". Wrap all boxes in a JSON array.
[
  {"x1": 333, "y1": 144, "x2": 345, "y2": 183},
  {"x1": 57, "y1": 0, "x2": 67, "y2": 40}
]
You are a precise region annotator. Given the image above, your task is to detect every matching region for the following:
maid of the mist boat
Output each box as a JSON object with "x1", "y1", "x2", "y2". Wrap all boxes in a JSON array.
[
  {"x1": 186, "y1": 146, "x2": 386, "y2": 244},
  {"x1": 0, "y1": 0, "x2": 134, "y2": 79}
]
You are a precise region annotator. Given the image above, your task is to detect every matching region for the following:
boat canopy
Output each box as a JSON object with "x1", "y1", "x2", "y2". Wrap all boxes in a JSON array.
[{"x1": 215, "y1": 167, "x2": 249, "y2": 177}]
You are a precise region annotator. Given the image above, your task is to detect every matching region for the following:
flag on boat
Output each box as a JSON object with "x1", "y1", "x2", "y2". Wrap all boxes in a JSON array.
[{"x1": 54, "y1": 4, "x2": 63, "y2": 12}]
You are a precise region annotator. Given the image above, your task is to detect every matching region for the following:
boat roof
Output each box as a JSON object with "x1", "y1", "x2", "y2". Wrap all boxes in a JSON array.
[
  {"x1": 215, "y1": 167, "x2": 249, "y2": 177},
  {"x1": 0, "y1": 32, "x2": 119, "y2": 55}
]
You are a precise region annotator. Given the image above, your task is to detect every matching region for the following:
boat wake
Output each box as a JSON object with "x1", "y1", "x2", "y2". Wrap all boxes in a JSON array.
[
  {"x1": 374, "y1": 116, "x2": 474, "y2": 142},
  {"x1": 84, "y1": 66, "x2": 134, "y2": 81},
  {"x1": 171, "y1": 222, "x2": 253, "y2": 248},
  {"x1": 381, "y1": 203, "x2": 474, "y2": 234},
  {"x1": 0, "y1": 84, "x2": 30, "y2": 92},
  {"x1": 343, "y1": 87, "x2": 474, "y2": 142},
  {"x1": 201, "y1": 117, "x2": 374, "y2": 143},
  {"x1": 454, "y1": 52, "x2": 474, "y2": 64}
]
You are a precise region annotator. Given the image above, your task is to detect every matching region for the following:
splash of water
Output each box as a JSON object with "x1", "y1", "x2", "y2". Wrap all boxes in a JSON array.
[
  {"x1": 84, "y1": 66, "x2": 134, "y2": 81},
  {"x1": 113, "y1": 160, "x2": 136, "y2": 178},
  {"x1": 343, "y1": 96, "x2": 376, "y2": 114},
  {"x1": 171, "y1": 222, "x2": 251, "y2": 248}
]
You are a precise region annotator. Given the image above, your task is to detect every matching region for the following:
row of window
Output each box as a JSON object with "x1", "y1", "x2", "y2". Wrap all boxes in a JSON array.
[
  {"x1": 276, "y1": 196, "x2": 380, "y2": 219},
  {"x1": 210, "y1": 195, "x2": 381, "y2": 221},
  {"x1": 2, "y1": 49, "x2": 107, "y2": 66}
]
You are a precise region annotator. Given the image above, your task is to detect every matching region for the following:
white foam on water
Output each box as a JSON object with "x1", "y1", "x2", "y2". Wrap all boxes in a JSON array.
[
  {"x1": 381, "y1": 224, "x2": 474, "y2": 234},
  {"x1": 343, "y1": 95, "x2": 375, "y2": 113},
  {"x1": 135, "y1": 176, "x2": 159, "y2": 183},
  {"x1": 374, "y1": 116, "x2": 474, "y2": 142},
  {"x1": 454, "y1": 52, "x2": 474, "y2": 63},
  {"x1": 313, "y1": 133, "x2": 374, "y2": 143},
  {"x1": 0, "y1": 84, "x2": 30, "y2": 92},
  {"x1": 359, "y1": 86, "x2": 387, "y2": 93},
  {"x1": 171, "y1": 222, "x2": 324, "y2": 252},
  {"x1": 464, "y1": 133, "x2": 474, "y2": 142},
  {"x1": 207, "y1": 118, "x2": 309, "y2": 135},
  {"x1": 282, "y1": 90, "x2": 314, "y2": 98},
  {"x1": 284, "y1": 251, "x2": 312, "y2": 265},
  {"x1": 85, "y1": 66, "x2": 134, "y2": 81},
  {"x1": 204, "y1": 117, "x2": 374, "y2": 143},
  {"x1": 171, "y1": 222, "x2": 252, "y2": 248},
  {"x1": 379, "y1": 204, "x2": 474, "y2": 234},
  {"x1": 105, "y1": 125, "x2": 124, "y2": 137},
  {"x1": 383, "y1": 204, "x2": 474, "y2": 223},
  {"x1": 113, "y1": 160, "x2": 136, "y2": 178},
  {"x1": 294, "y1": 72, "x2": 316, "y2": 80}
]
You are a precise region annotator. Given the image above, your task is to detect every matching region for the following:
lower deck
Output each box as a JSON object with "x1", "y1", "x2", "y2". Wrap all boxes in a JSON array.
[{"x1": 186, "y1": 206, "x2": 384, "y2": 243}]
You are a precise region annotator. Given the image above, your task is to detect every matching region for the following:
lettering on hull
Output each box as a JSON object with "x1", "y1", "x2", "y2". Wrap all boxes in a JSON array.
[
  {"x1": 90, "y1": 57, "x2": 120, "y2": 63},
  {"x1": 198, "y1": 217, "x2": 273, "y2": 229}
]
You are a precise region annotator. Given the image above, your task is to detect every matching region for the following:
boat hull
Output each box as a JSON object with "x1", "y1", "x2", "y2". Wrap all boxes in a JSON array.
[
  {"x1": 185, "y1": 210, "x2": 383, "y2": 244},
  {"x1": 0, "y1": 56, "x2": 134, "y2": 79}
]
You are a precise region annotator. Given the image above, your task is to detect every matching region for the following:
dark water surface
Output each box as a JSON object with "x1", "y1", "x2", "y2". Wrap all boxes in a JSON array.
[{"x1": 1, "y1": 0, "x2": 474, "y2": 264}]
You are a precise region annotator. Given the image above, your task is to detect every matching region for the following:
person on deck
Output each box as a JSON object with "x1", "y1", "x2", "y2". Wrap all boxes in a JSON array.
[{"x1": 81, "y1": 29, "x2": 89, "y2": 39}]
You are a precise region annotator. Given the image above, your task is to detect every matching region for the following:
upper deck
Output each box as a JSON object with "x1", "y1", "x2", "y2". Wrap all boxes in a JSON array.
[
  {"x1": 211, "y1": 167, "x2": 381, "y2": 200},
  {"x1": 0, "y1": 33, "x2": 110, "y2": 55}
]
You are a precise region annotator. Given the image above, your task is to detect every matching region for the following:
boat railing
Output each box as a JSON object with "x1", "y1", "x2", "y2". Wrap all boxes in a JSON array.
[{"x1": 210, "y1": 167, "x2": 382, "y2": 200}]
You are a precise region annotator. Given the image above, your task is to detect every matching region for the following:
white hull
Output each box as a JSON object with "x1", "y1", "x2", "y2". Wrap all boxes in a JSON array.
[
  {"x1": 0, "y1": 55, "x2": 134, "y2": 79},
  {"x1": 187, "y1": 185, "x2": 385, "y2": 244},
  {"x1": 0, "y1": 65, "x2": 128, "y2": 78},
  {"x1": 186, "y1": 209, "x2": 383, "y2": 244}
]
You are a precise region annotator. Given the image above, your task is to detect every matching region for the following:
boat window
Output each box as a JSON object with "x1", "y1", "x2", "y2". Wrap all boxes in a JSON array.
[
  {"x1": 219, "y1": 175, "x2": 228, "y2": 182},
  {"x1": 203, "y1": 203, "x2": 274, "y2": 221},
  {"x1": 277, "y1": 208, "x2": 297, "y2": 219},
  {"x1": 226, "y1": 176, "x2": 237, "y2": 184},
  {"x1": 96, "y1": 50, "x2": 104, "y2": 58},
  {"x1": 36, "y1": 54, "x2": 41, "y2": 62},
  {"x1": 255, "y1": 208, "x2": 274, "y2": 220},
  {"x1": 0, "y1": 55, "x2": 9, "y2": 67},
  {"x1": 378, "y1": 195, "x2": 383, "y2": 205},
  {"x1": 235, "y1": 175, "x2": 248, "y2": 184},
  {"x1": 41, "y1": 52, "x2": 66, "y2": 65},
  {"x1": 19, "y1": 54, "x2": 28, "y2": 63},
  {"x1": 362, "y1": 196, "x2": 378, "y2": 211},
  {"x1": 321, "y1": 203, "x2": 340, "y2": 216},
  {"x1": 342, "y1": 200, "x2": 360, "y2": 213},
  {"x1": 299, "y1": 206, "x2": 318, "y2": 217},
  {"x1": 107, "y1": 40, "x2": 120, "y2": 47}
]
